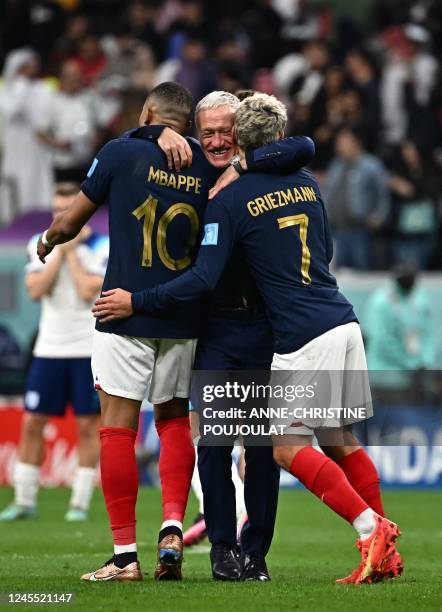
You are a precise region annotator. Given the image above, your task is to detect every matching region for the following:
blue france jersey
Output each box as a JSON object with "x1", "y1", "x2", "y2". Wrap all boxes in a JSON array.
[
  {"x1": 134, "y1": 168, "x2": 357, "y2": 353},
  {"x1": 81, "y1": 127, "x2": 217, "y2": 338}
]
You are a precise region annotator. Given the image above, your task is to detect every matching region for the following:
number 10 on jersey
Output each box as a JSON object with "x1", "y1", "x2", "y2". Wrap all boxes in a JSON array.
[{"x1": 132, "y1": 194, "x2": 199, "y2": 271}]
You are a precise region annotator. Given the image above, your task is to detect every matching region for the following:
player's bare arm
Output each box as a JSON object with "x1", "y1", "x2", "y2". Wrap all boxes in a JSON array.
[{"x1": 37, "y1": 191, "x2": 98, "y2": 263}]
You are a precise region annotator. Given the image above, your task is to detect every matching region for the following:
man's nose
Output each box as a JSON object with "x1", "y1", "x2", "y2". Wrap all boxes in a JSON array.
[{"x1": 211, "y1": 132, "x2": 223, "y2": 148}]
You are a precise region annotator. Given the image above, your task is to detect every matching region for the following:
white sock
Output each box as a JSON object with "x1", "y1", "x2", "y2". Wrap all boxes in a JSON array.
[
  {"x1": 13, "y1": 461, "x2": 40, "y2": 508},
  {"x1": 161, "y1": 519, "x2": 183, "y2": 531},
  {"x1": 69, "y1": 466, "x2": 96, "y2": 511},
  {"x1": 231, "y1": 460, "x2": 246, "y2": 519},
  {"x1": 114, "y1": 543, "x2": 137, "y2": 555},
  {"x1": 191, "y1": 449, "x2": 204, "y2": 514},
  {"x1": 353, "y1": 508, "x2": 377, "y2": 540}
]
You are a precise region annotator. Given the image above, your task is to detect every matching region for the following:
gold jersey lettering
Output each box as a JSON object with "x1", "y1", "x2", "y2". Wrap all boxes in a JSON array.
[
  {"x1": 167, "y1": 174, "x2": 177, "y2": 189},
  {"x1": 147, "y1": 165, "x2": 202, "y2": 194},
  {"x1": 148, "y1": 166, "x2": 160, "y2": 183},
  {"x1": 255, "y1": 197, "x2": 270, "y2": 214},
  {"x1": 159, "y1": 170, "x2": 169, "y2": 186},
  {"x1": 247, "y1": 201, "x2": 260, "y2": 216},
  {"x1": 294, "y1": 188, "x2": 303, "y2": 202}
]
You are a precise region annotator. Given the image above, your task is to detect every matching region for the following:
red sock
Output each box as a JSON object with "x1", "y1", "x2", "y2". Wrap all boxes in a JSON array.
[
  {"x1": 100, "y1": 427, "x2": 138, "y2": 546},
  {"x1": 338, "y1": 449, "x2": 384, "y2": 516},
  {"x1": 156, "y1": 416, "x2": 194, "y2": 522},
  {"x1": 289, "y1": 447, "x2": 368, "y2": 524}
]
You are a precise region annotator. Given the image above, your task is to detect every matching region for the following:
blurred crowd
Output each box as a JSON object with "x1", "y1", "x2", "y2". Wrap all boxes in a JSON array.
[{"x1": 0, "y1": 0, "x2": 441, "y2": 270}]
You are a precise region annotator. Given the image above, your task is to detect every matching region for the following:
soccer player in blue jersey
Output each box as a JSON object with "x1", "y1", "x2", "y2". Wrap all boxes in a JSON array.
[
  {"x1": 37, "y1": 83, "x2": 316, "y2": 583},
  {"x1": 95, "y1": 93, "x2": 403, "y2": 585}
]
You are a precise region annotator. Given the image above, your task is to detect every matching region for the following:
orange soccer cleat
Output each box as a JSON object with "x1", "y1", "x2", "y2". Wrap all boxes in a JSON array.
[
  {"x1": 372, "y1": 548, "x2": 404, "y2": 582},
  {"x1": 336, "y1": 515, "x2": 401, "y2": 585}
]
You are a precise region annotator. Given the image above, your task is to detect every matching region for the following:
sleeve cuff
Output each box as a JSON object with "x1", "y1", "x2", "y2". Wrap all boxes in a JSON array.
[
  {"x1": 131, "y1": 291, "x2": 146, "y2": 314},
  {"x1": 80, "y1": 184, "x2": 103, "y2": 206}
]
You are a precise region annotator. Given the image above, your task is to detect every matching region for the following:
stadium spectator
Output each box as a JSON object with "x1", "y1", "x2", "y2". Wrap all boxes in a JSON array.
[
  {"x1": 380, "y1": 24, "x2": 439, "y2": 148},
  {"x1": 0, "y1": 182, "x2": 108, "y2": 523},
  {"x1": 273, "y1": 40, "x2": 330, "y2": 102},
  {"x1": 365, "y1": 264, "x2": 437, "y2": 399},
  {"x1": 70, "y1": 33, "x2": 107, "y2": 86},
  {"x1": 36, "y1": 60, "x2": 100, "y2": 183},
  {"x1": 241, "y1": 0, "x2": 283, "y2": 70},
  {"x1": 387, "y1": 140, "x2": 439, "y2": 268},
  {"x1": 345, "y1": 50, "x2": 380, "y2": 145},
  {"x1": 156, "y1": 36, "x2": 217, "y2": 100},
  {"x1": 165, "y1": 0, "x2": 211, "y2": 60},
  {"x1": 50, "y1": 12, "x2": 91, "y2": 70},
  {"x1": 121, "y1": 1, "x2": 165, "y2": 63},
  {"x1": 0, "y1": 48, "x2": 53, "y2": 213},
  {"x1": 323, "y1": 127, "x2": 390, "y2": 269},
  {"x1": 99, "y1": 30, "x2": 156, "y2": 92}
]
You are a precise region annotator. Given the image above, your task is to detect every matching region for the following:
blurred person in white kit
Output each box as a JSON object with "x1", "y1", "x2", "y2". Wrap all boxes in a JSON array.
[
  {"x1": 36, "y1": 60, "x2": 100, "y2": 183},
  {"x1": 0, "y1": 48, "x2": 53, "y2": 213},
  {"x1": 0, "y1": 183, "x2": 109, "y2": 522}
]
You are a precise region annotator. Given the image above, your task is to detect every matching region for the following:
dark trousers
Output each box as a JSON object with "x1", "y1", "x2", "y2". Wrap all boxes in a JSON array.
[
  {"x1": 194, "y1": 316, "x2": 280, "y2": 557},
  {"x1": 198, "y1": 443, "x2": 279, "y2": 556}
]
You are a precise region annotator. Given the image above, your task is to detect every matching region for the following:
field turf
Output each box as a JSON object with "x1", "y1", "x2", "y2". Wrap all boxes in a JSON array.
[{"x1": 0, "y1": 487, "x2": 441, "y2": 611}]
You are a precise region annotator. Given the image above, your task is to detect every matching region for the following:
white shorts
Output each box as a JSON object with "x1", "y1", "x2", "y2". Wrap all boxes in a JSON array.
[
  {"x1": 271, "y1": 322, "x2": 371, "y2": 435},
  {"x1": 91, "y1": 330, "x2": 197, "y2": 403}
]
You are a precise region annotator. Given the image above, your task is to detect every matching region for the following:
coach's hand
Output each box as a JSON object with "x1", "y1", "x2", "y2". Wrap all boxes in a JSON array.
[
  {"x1": 158, "y1": 127, "x2": 193, "y2": 171},
  {"x1": 92, "y1": 288, "x2": 133, "y2": 322},
  {"x1": 208, "y1": 161, "x2": 247, "y2": 199}
]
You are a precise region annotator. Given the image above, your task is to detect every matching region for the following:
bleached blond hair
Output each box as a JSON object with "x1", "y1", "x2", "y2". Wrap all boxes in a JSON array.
[
  {"x1": 235, "y1": 93, "x2": 287, "y2": 149},
  {"x1": 195, "y1": 91, "x2": 240, "y2": 126}
]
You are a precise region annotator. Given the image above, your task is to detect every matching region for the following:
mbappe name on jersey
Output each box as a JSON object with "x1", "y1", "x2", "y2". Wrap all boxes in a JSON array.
[
  {"x1": 148, "y1": 165, "x2": 202, "y2": 194},
  {"x1": 247, "y1": 185, "x2": 317, "y2": 217}
]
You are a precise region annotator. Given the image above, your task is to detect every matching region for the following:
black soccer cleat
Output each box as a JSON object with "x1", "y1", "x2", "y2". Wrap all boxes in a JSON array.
[
  {"x1": 210, "y1": 544, "x2": 241, "y2": 581},
  {"x1": 241, "y1": 555, "x2": 271, "y2": 582}
]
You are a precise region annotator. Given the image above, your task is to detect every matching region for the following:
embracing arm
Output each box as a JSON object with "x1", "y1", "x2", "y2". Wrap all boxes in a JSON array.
[
  {"x1": 209, "y1": 136, "x2": 315, "y2": 198},
  {"x1": 93, "y1": 198, "x2": 235, "y2": 322},
  {"x1": 37, "y1": 192, "x2": 98, "y2": 262},
  {"x1": 245, "y1": 136, "x2": 315, "y2": 174}
]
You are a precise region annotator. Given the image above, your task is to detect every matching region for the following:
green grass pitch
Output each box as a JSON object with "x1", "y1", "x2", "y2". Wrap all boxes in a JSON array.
[{"x1": 0, "y1": 487, "x2": 441, "y2": 611}]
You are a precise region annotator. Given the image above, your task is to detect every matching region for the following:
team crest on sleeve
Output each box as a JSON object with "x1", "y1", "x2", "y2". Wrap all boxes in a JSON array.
[
  {"x1": 201, "y1": 223, "x2": 219, "y2": 246},
  {"x1": 87, "y1": 158, "x2": 99, "y2": 177}
]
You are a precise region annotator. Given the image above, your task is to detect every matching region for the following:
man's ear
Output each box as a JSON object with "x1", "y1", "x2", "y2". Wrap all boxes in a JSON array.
[
  {"x1": 139, "y1": 104, "x2": 152, "y2": 127},
  {"x1": 279, "y1": 130, "x2": 285, "y2": 140}
]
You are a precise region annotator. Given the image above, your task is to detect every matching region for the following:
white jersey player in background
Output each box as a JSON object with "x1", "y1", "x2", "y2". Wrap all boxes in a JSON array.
[{"x1": 0, "y1": 183, "x2": 108, "y2": 522}]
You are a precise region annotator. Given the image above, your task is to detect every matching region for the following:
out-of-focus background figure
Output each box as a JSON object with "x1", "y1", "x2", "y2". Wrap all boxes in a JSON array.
[
  {"x1": 0, "y1": 48, "x2": 53, "y2": 216},
  {"x1": 0, "y1": 183, "x2": 108, "y2": 522},
  {"x1": 36, "y1": 60, "x2": 100, "y2": 183},
  {"x1": 323, "y1": 127, "x2": 390, "y2": 269},
  {"x1": 365, "y1": 264, "x2": 437, "y2": 401}
]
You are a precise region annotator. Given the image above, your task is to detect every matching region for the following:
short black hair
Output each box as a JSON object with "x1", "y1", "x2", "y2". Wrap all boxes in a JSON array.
[
  {"x1": 337, "y1": 125, "x2": 364, "y2": 144},
  {"x1": 147, "y1": 81, "x2": 193, "y2": 120}
]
